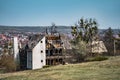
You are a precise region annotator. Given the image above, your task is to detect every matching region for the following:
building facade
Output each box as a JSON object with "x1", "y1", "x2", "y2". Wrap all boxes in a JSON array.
[{"x1": 27, "y1": 37, "x2": 46, "y2": 69}]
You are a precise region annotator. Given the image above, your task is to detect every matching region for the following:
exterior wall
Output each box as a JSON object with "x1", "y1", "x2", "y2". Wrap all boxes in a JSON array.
[
  {"x1": 40, "y1": 37, "x2": 46, "y2": 66},
  {"x1": 13, "y1": 37, "x2": 19, "y2": 64},
  {"x1": 32, "y1": 37, "x2": 46, "y2": 69},
  {"x1": 27, "y1": 51, "x2": 32, "y2": 69}
]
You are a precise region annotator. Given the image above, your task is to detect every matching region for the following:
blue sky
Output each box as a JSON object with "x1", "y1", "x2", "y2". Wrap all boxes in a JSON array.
[{"x1": 0, "y1": 0, "x2": 120, "y2": 29}]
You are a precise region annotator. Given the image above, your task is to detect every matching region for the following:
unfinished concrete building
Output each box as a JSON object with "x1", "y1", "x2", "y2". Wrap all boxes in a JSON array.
[{"x1": 46, "y1": 34, "x2": 65, "y2": 65}]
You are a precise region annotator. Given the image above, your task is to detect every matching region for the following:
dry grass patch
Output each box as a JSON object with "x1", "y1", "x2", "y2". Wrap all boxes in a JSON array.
[{"x1": 0, "y1": 56, "x2": 120, "y2": 80}]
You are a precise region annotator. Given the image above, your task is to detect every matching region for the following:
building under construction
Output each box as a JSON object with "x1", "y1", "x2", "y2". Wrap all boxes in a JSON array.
[{"x1": 46, "y1": 33, "x2": 65, "y2": 65}]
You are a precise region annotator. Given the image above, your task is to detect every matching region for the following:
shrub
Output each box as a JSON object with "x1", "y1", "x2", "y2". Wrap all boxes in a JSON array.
[
  {"x1": 0, "y1": 68, "x2": 5, "y2": 73},
  {"x1": 85, "y1": 56, "x2": 108, "y2": 62},
  {"x1": 0, "y1": 55, "x2": 16, "y2": 72},
  {"x1": 71, "y1": 41, "x2": 87, "y2": 63},
  {"x1": 43, "y1": 65, "x2": 50, "y2": 68}
]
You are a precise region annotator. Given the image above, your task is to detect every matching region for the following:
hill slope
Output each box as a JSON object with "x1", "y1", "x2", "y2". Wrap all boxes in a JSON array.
[{"x1": 0, "y1": 56, "x2": 120, "y2": 80}]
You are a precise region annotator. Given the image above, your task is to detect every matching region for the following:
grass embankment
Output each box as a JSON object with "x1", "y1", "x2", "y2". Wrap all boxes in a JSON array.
[{"x1": 0, "y1": 56, "x2": 120, "y2": 80}]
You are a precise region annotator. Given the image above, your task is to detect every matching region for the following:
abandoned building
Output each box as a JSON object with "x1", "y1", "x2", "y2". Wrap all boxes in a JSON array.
[
  {"x1": 14, "y1": 33, "x2": 66, "y2": 70},
  {"x1": 18, "y1": 35, "x2": 46, "y2": 70},
  {"x1": 46, "y1": 34, "x2": 65, "y2": 65}
]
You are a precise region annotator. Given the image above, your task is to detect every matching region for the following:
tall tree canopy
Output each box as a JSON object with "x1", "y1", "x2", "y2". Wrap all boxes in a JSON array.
[{"x1": 71, "y1": 18, "x2": 98, "y2": 43}]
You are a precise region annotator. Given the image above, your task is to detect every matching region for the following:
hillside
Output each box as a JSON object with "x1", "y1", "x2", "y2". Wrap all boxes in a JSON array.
[
  {"x1": 0, "y1": 26, "x2": 120, "y2": 34},
  {"x1": 0, "y1": 56, "x2": 120, "y2": 80}
]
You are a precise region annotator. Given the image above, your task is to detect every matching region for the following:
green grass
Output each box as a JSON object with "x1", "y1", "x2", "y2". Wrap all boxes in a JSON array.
[
  {"x1": 0, "y1": 56, "x2": 120, "y2": 80},
  {"x1": 85, "y1": 56, "x2": 108, "y2": 61},
  {"x1": 0, "y1": 68, "x2": 5, "y2": 74}
]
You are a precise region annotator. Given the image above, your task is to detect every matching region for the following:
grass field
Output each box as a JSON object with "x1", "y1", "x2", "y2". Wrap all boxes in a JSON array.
[{"x1": 0, "y1": 56, "x2": 120, "y2": 80}]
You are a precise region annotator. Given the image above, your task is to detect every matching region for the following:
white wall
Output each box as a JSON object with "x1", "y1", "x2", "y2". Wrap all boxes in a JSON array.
[
  {"x1": 40, "y1": 37, "x2": 46, "y2": 66},
  {"x1": 32, "y1": 37, "x2": 46, "y2": 69},
  {"x1": 13, "y1": 37, "x2": 19, "y2": 64}
]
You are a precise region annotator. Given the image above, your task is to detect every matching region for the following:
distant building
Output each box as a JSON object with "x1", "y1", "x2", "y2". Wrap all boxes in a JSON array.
[
  {"x1": 89, "y1": 41, "x2": 107, "y2": 54},
  {"x1": 114, "y1": 35, "x2": 120, "y2": 55}
]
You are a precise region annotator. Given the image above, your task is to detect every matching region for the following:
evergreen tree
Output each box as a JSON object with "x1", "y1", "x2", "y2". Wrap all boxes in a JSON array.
[{"x1": 103, "y1": 27, "x2": 114, "y2": 55}]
